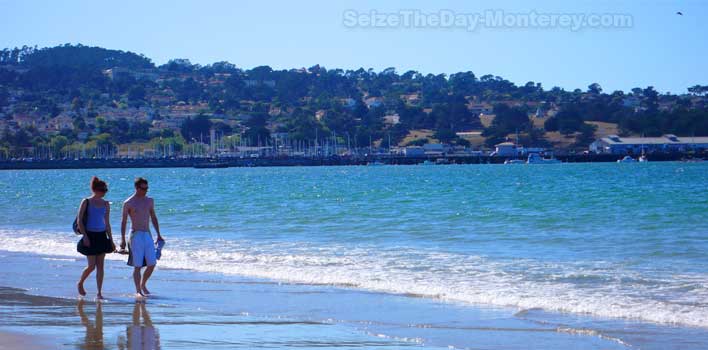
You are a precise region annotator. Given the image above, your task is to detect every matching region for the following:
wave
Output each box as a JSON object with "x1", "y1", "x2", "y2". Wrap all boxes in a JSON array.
[{"x1": 1, "y1": 228, "x2": 707, "y2": 328}]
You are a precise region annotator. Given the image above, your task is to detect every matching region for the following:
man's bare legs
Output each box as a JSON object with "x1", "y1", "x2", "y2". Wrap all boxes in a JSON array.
[
  {"x1": 141, "y1": 265, "x2": 155, "y2": 295},
  {"x1": 95, "y1": 254, "x2": 105, "y2": 299},
  {"x1": 133, "y1": 267, "x2": 144, "y2": 297},
  {"x1": 78, "y1": 256, "x2": 97, "y2": 296}
]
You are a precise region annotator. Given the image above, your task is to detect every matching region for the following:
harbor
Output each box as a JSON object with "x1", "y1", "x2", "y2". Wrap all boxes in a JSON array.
[{"x1": 0, "y1": 152, "x2": 704, "y2": 170}]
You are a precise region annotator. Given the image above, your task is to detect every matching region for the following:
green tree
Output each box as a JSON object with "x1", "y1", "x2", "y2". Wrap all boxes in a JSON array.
[
  {"x1": 95, "y1": 116, "x2": 106, "y2": 131},
  {"x1": 127, "y1": 85, "x2": 146, "y2": 104},
  {"x1": 243, "y1": 114, "x2": 271, "y2": 144},
  {"x1": 49, "y1": 135, "x2": 69, "y2": 156},
  {"x1": 180, "y1": 115, "x2": 212, "y2": 143}
]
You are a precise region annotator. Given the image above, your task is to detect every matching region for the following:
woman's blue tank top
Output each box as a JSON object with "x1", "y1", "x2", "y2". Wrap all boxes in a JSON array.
[{"x1": 85, "y1": 202, "x2": 106, "y2": 232}]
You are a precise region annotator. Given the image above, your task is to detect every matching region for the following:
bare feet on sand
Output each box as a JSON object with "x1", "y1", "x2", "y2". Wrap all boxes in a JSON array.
[
  {"x1": 77, "y1": 283, "x2": 86, "y2": 296},
  {"x1": 96, "y1": 294, "x2": 105, "y2": 300},
  {"x1": 141, "y1": 285, "x2": 151, "y2": 296}
]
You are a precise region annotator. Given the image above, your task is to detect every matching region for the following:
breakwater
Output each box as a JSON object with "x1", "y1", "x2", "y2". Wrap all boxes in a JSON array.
[{"x1": 0, "y1": 153, "x2": 702, "y2": 170}]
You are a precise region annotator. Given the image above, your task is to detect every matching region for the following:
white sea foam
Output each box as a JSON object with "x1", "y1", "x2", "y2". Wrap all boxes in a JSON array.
[{"x1": 1, "y1": 228, "x2": 707, "y2": 328}]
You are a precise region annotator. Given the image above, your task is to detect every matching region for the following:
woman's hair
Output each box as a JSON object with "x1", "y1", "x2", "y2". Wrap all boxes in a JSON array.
[{"x1": 91, "y1": 176, "x2": 108, "y2": 192}]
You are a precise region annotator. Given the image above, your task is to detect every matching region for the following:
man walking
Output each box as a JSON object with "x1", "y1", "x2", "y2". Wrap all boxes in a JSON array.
[{"x1": 120, "y1": 177, "x2": 165, "y2": 297}]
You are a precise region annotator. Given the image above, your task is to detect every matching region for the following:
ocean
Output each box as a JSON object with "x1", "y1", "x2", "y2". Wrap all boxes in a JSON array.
[{"x1": 0, "y1": 162, "x2": 707, "y2": 349}]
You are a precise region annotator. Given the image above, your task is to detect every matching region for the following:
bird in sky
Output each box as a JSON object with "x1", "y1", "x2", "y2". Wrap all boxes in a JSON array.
[{"x1": 676, "y1": 11, "x2": 683, "y2": 16}]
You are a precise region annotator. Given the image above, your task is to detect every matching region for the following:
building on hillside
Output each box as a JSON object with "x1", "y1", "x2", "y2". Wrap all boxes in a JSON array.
[
  {"x1": 341, "y1": 98, "x2": 357, "y2": 109},
  {"x1": 364, "y1": 97, "x2": 384, "y2": 109},
  {"x1": 622, "y1": 97, "x2": 641, "y2": 108},
  {"x1": 492, "y1": 142, "x2": 517, "y2": 156},
  {"x1": 49, "y1": 114, "x2": 75, "y2": 131},
  {"x1": 468, "y1": 103, "x2": 493, "y2": 115},
  {"x1": 244, "y1": 80, "x2": 276, "y2": 88},
  {"x1": 383, "y1": 114, "x2": 400, "y2": 126},
  {"x1": 590, "y1": 134, "x2": 708, "y2": 154},
  {"x1": 12, "y1": 114, "x2": 36, "y2": 128},
  {"x1": 401, "y1": 93, "x2": 420, "y2": 104},
  {"x1": 103, "y1": 67, "x2": 159, "y2": 81},
  {"x1": 150, "y1": 119, "x2": 183, "y2": 132}
]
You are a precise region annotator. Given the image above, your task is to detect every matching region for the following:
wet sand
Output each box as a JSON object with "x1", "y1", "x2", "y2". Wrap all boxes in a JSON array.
[
  {"x1": 0, "y1": 331, "x2": 51, "y2": 350},
  {"x1": 0, "y1": 250, "x2": 706, "y2": 349}
]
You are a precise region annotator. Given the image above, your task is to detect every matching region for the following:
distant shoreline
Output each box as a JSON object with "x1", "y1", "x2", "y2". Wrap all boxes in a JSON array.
[{"x1": 0, "y1": 153, "x2": 702, "y2": 170}]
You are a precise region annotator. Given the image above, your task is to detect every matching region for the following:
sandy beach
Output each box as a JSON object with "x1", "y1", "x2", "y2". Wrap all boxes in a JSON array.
[{"x1": 2, "y1": 248, "x2": 706, "y2": 350}]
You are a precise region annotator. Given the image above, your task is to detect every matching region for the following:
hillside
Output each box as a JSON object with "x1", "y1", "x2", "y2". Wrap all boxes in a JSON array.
[{"x1": 0, "y1": 44, "x2": 707, "y2": 158}]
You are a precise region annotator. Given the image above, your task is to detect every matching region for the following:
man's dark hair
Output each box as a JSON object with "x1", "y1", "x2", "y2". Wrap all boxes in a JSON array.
[{"x1": 134, "y1": 177, "x2": 148, "y2": 188}]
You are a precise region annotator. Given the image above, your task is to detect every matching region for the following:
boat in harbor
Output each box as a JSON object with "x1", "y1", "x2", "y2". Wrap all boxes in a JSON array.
[
  {"x1": 504, "y1": 159, "x2": 525, "y2": 164},
  {"x1": 617, "y1": 156, "x2": 637, "y2": 163},
  {"x1": 526, "y1": 153, "x2": 560, "y2": 164}
]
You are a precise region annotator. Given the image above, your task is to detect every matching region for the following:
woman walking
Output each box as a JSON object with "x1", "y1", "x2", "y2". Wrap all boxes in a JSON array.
[{"x1": 76, "y1": 176, "x2": 116, "y2": 299}]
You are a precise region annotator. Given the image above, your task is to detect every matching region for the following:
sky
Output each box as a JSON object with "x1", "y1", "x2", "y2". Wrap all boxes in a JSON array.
[{"x1": 1, "y1": 0, "x2": 706, "y2": 94}]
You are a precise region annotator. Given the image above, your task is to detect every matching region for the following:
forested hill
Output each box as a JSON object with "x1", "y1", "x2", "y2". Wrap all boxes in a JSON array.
[
  {"x1": 0, "y1": 44, "x2": 707, "y2": 155},
  {"x1": 0, "y1": 44, "x2": 153, "y2": 69}
]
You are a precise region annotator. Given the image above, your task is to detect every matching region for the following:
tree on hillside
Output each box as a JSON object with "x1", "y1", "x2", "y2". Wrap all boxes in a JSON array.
[
  {"x1": 180, "y1": 115, "x2": 212, "y2": 143},
  {"x1": 127, "y1": 84, "x2": 146, "y2": 103},
  {"x1": 432, "y1": 94, "x2": 480, "y2": 131},
  {"x1": 688, "y1": 85, "x2": 708, "y2": 96},
  {"x1": 488, "y1": 104, "x2": 530, "y2": 134},
  {"x1": 19, "y1": 44, "x2": 153, "y2": 69},
  {"x1": 588, "y1": 83, "x2": 603, "y2": 94},
  {"x1": 481, "y1": 104, "x2": 530, "y2": 147},
  {"x1": 243, "y1": 113, "x2": 270, "y2": 145},
  {"x1": 287, "y1": 108, "x2": 325, "y2": 142},
  {"x1": 544, "y1": 106, "x2": 584, "y2": 135}
]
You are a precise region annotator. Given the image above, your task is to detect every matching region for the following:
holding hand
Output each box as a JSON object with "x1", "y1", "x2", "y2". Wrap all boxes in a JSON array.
[{"x1": 82, "y1": 235, "x2": 90, "y2": 247}]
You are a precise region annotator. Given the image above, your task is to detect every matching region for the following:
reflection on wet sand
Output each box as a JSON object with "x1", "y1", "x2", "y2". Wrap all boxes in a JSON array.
[
  {"x1": 119, "y1": 302, "x2": 160, "y2": 350},
  {"x1": 77, "y1": 300, "x2": 104, "y2": 350},
  {"x1": 77, "y1": 300, "x2": 160, "y2": 350}
]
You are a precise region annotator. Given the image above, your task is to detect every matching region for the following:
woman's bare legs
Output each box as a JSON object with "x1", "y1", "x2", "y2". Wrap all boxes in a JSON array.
[
  {"x1": 78, "y1": 256, "x2": 97, "y2": 296},
  {"x1": 95, "y1": 254, "x2": 106, "y2": 299}
]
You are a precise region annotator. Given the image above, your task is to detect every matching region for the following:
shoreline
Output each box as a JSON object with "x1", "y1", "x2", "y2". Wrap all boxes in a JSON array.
[
  {"x1": 1, "y1": 247, "x2": 707, "y2": 349},
  {"x1": 0, "y1": 153, "x2": 704, "y2": 170}
]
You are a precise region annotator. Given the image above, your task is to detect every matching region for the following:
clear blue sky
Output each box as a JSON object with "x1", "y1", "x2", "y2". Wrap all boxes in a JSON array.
[{"x1": 1, "y1": 0, "x2": 706, "y2": 94}]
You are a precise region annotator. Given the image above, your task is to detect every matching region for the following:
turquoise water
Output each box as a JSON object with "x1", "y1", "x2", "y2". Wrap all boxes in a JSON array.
[{"x1": 0, "y1": 163, "x2": 707, "y2": 328}]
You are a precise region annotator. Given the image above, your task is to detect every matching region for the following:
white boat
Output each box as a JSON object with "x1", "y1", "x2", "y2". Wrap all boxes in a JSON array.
[
  {"x1": 639, "y1": 155, "x2": 648, "y2": 162},
  {"x1": 526, "y1": 153, "x2": 560, "y2": 164},
  {"x1": 504, "y1": 159, "x2": 525, "y2": 164},
  {"x1": 617, "y1": 156, "x2": 637, "y2": 163}
]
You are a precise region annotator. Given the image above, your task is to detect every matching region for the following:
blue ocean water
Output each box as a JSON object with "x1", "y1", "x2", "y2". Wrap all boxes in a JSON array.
[{"x1": 0, "y1": 163, "x2": 707, "y2": 327}]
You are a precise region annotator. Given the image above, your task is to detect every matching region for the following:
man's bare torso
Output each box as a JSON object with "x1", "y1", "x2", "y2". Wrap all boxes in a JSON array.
[{"x1": 124, "y1": 195, "x2": 153, "y2": 232}]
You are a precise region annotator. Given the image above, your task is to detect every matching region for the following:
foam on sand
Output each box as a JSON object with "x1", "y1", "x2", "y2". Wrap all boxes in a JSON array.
[{"x1": 1, "y1": 228, "x2": 707, "y2": 328}]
